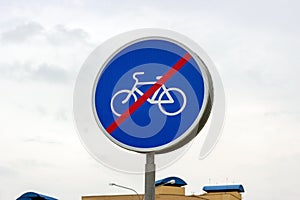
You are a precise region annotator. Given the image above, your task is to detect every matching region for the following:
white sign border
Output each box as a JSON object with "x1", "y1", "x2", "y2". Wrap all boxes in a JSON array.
[{"x1": 74, "y1": 28, "x2": 214, "y2": 154}]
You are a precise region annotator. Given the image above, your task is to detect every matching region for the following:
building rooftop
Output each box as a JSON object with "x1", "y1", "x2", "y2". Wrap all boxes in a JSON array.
[
  {"x1": 155, "y1": 176, "x2": 187, "y2": 187},
  {"x1": 16, "y1": 192, "x2": 58, "y2": 200},
  {"x1": 203, "y1": 184, "x2": 245, "y2": 193}
]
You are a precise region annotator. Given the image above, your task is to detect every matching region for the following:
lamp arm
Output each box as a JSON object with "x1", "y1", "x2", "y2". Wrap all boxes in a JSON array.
[{"x1": 112, "y1": 183, "x2": 142, "y2": 200}]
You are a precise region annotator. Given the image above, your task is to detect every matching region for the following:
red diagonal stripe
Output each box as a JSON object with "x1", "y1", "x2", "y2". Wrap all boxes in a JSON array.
[{"x1": 106, "y1": 52, "x2": 192, "y2": 134}]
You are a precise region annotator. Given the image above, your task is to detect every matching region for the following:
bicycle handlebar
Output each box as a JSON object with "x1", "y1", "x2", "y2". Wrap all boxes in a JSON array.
[{"x1": 133, "y1": 72, "x2": 145, "y2": 81}]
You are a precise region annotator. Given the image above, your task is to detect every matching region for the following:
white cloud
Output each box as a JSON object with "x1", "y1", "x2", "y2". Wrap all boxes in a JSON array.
[
  {"x1": 46, "y1": 24, "x2": 89, "y2": 45},
  {"x1": 0, "y1": 21, "x2": 44, "y2": 43},
  {"x1": 0, "y1": 62, "x2": 74, "y2": 83}
]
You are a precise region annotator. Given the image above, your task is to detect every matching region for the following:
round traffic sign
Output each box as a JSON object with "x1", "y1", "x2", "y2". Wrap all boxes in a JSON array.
[
  {"x1": 74, "y1": 29, "x2": 213, "y2": 155},
  {"x1": 92, "y1": 33, "x2": 213, "y2": 153}
]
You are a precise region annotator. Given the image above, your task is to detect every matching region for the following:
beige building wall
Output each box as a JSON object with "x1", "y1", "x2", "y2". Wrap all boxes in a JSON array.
[
  {"x1": 202, "y1": 191, "x2": 242, "y2": 200},
  {"x1": 82, "y1": 186, "x2": 242, "y2": 200}
]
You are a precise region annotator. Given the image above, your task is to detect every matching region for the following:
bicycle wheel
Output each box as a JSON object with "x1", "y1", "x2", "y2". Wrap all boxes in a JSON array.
[
  {"x1": 158, "y1": 88, "x2": 187, "y2": 116},
  {"x1": 110, "y1": 90, "x2": 137, "y2": 117}
]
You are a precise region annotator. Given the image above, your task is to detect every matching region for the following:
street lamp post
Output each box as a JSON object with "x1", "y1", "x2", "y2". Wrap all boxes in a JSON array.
[
  {"x1": 109, "y1": 183, "x2": 142, "y2": 200},
  {"x1": 109, "y1": 179, "x2": 175, "y2": 200}
]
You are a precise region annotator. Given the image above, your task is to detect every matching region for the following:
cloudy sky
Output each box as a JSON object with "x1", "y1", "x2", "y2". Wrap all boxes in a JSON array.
[{"x1": 0, "y1": 0, "x2": 299, "y2": 199}]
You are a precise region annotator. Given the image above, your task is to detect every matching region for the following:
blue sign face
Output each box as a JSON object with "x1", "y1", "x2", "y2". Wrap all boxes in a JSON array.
[{"x1": 94, "y1": 39, "x2": 207, "y2": 152}]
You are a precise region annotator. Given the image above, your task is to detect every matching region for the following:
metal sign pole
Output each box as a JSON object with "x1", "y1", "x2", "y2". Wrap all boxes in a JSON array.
[{"x1": 145, "y1": 152, "x2": 155, "y2": 200}]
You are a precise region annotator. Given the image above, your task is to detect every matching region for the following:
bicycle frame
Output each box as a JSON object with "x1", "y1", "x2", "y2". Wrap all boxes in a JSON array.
[
  {"x1": 123, "y1": 77, "x2": 174, "y2": 104},
  {"x1": 112, "y1": 72, "x2": 187, "y2": 117}
]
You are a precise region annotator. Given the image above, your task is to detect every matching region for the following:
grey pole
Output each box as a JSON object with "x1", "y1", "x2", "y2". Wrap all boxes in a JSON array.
[{"x1": 145, "y1": 152, "x2": 155, "y2": 200}]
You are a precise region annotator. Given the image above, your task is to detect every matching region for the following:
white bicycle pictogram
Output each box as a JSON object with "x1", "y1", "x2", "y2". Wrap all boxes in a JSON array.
[{"x1": 110, "y1": 72, "x2": 187, "y2": 117}]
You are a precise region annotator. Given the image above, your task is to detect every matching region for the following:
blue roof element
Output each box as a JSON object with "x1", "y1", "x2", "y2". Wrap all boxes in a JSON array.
[
  {"x1": 203, "y1": 185, "x2": 245, "y2": 193},
  {"x1": 16, "y1": 192, "x2": 58, "y2": 200},
  {"x1": 155, "y1": 176, "x2": 187, "y2": 187}
]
